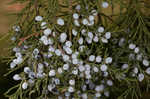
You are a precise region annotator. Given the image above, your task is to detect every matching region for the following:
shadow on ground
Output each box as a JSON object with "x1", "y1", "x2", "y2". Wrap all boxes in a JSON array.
[{"x1": 0, "y1": 0, "x2": 23, "y2": 98}]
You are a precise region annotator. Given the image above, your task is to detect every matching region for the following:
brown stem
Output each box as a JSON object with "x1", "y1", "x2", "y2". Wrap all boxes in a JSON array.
[
  {"x1": 69, "y1": 0, "x2": 73, "y2": 41},
  {"x1": 58, "y1": 44, "x2": 65, "y2": 54},
  {"x1": 18, "y1": 33, "x2": 39, "y2": 46},
  {"x1": 35, "y1": 0, "x2": 39, "y2": 15}
]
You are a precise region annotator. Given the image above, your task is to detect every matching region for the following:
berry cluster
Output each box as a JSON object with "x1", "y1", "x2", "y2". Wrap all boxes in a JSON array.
[{"x1": 8, "y1": 1, "x2": 150, "y2": 99}]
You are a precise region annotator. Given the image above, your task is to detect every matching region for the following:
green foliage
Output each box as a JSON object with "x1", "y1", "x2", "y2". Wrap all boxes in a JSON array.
[{"x1": 3, "y1": 0, "x2": 150, "y2": 99}]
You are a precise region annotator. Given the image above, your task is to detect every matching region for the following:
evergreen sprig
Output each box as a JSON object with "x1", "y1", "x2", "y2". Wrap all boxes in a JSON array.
[{"x1": 2, "y1": 0, "x2": 150, "y2": 99}]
